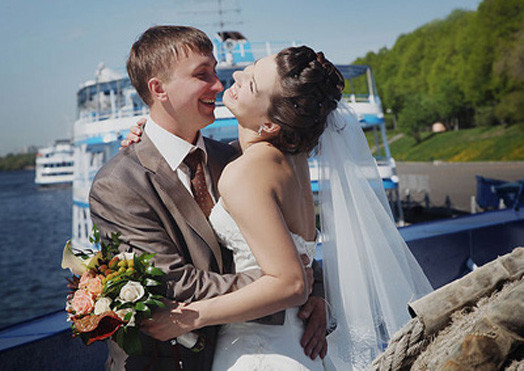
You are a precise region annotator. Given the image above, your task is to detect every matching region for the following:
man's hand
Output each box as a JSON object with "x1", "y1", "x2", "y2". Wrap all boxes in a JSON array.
[{"x1": 298, "y1": 296, "x2": 327, "y2": 359}]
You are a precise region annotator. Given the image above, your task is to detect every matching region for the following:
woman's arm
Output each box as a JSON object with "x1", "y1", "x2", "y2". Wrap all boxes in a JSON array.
[
  {"x1": 142, "y1": 152, "x2": 309, "y2": 340},
  {"x1": 200, "y1": 158, "x2": 308, "y2": 318}
]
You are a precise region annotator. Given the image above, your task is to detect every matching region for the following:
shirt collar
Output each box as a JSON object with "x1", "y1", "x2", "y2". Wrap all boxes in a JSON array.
[{"x1": 144, "y1": 116, "x2": 208, "y2": 172}]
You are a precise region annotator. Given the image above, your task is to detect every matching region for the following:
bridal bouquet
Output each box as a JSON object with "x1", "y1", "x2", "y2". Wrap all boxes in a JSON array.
[{"x1": 61, "y1": 226, "x2": 203, "y2": 355}]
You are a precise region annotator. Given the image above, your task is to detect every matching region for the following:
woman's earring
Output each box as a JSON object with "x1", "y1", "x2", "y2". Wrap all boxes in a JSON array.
[{"x1": 258, "y1": 126, "x2": 264, "y2": 136}]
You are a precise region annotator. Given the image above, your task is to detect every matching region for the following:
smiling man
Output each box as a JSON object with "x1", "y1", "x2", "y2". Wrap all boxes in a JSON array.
[
  {"x1": 90, "y1": 26, "x2": 260, "y2": 370},
  {"x1": 89, "y1": 26, "x2": 325, "y2": 370}
]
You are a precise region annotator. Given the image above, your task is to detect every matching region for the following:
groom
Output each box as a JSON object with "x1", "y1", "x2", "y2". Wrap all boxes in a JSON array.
[{"x1": 89, "y1": 25, "x2": 326, "y2": 370}]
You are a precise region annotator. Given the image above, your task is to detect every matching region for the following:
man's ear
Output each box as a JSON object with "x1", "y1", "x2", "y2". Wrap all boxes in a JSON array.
[
  {"x1": 261, "y1": 121, "x2": 281, "y2": 136},
  {"x1": 148, "y1": 77, "x2": 168, "y2": 102}
]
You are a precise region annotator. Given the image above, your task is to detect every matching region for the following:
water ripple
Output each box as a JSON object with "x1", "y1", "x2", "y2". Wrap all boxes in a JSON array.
[{"x1": 0, "y1": 170, "x2": 72, "y2": 328}]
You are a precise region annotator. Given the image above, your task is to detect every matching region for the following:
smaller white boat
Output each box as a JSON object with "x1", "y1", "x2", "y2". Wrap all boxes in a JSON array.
[{"x1": 35, "y1": 140, "x2": 74, "y2": 186}]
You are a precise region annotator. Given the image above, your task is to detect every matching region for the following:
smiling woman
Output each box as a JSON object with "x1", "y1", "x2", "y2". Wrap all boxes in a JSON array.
[{"x1": 223, "y1": 55, "x2": 278, "y2": 135}]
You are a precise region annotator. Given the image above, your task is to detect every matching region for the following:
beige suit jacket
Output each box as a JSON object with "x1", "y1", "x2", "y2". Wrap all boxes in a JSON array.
[
  {"x1": 89, "y1": 132, "x2": 324, "y2": 370},
  {"x1": 89, "y1": 133, "x2": 261, "y2": 370}
]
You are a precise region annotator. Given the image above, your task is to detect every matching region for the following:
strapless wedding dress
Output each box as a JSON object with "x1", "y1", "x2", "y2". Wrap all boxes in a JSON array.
[{"x1": 209, "y1": 199, "x2": 323, "y2": 371}]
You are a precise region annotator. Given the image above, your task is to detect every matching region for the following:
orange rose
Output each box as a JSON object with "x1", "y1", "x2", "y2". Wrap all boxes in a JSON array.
[
  {"x1": 71, "y1": 289, "x2": 95, "y2": 316},
  {"x1": 86, "y1": 275, "x2": 103, "y2": 297},
  {"x1": 79, "y1": 271, "x2": 93, "y2": 289}
]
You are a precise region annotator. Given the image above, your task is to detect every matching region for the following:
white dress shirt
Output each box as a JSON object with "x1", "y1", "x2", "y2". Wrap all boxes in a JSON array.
[{"x1": 144, "y1": 116, "x2": 216, "y2": 202}]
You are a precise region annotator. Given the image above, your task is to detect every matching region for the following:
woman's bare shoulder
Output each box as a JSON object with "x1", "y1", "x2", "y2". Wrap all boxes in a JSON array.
[{"x1": 218, "y1": 143, "x2": 285, "y2": 200}]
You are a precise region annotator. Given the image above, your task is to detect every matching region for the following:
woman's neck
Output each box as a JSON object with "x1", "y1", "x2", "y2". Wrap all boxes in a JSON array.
[{"x1": 237, "y1": 125, "x2": 261, "y2": 153}]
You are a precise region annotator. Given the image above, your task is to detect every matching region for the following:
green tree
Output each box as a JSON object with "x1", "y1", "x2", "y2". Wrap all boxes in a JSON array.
[
  {"x1": 353, "y1": 0, "x2": 524, "y2": 132},
  {"x1": 495, "y1": 91, "x2": 524, "y2": 124},
  {"x1": 0, "y1": 153, "x2": 36, "y2": 171},
  {"x1": 398, "y1": 93, "x2": 439, "y2": 143}
]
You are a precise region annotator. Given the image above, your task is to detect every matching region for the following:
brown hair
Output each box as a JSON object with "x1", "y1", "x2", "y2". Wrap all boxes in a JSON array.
[
  {"x1": 268, "y1": 46, "x2": 344, "y2": 154},
  {"x1": 126, "y1": 26, "x2": 213, "y2": 106}
]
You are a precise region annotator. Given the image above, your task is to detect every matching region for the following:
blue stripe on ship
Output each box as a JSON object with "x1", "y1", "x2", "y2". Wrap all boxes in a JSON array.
[{"x1": 73, "y1": 200, "x2": 89, "y2": 208}]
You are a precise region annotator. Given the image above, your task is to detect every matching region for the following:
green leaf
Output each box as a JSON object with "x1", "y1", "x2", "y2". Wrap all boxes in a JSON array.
[
  {"x1": 92, "y1": 224, "x2": 99, "y2": 240},
  {"x1": 113, "y1": 300, "x2": 133, "y2": 310},
  {"x1": 133, "y1": 255, "x2": 144, "y2": 275},
  {"x1": 123, "y1": 327, "x2": 142, "y2": 356},
  {"x1": 144, "y1": 298, "x2": 164, "y2": 308},
  {"x1": 145, "y1": 266, "x2": 164, "y2": 277},
  {"x1": 144, "y1": 278, "x2": 162, "y2": 287},
  {"x1": 124, "y1": 311, "x2": 134, "y2": 322},
  {"x1": 138, "y1": 253, "x2": 155, "y2": 265},
  {"x1": 156, "y1": 301, "x2": 167, "y2": 309},
  {"x1": 114, "y1": 327, "x2": 125, "y2": 349},
  {"x1": 103, "y1": 278, "x2": 127, "y2": 297},
  {"x1": 134, "y1": 302, "x2": 152, "y2": 318},
  {"x1": 142, "y1": 307, "x2": 152, "y2": 319},
  {"x1": 115, "y1": 327, "x2": 142, "y2": 356}
]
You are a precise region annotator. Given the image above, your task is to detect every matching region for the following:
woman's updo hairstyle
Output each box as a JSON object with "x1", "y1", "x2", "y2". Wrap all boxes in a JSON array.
[{"x1": 267, "y1": 46, "x2": 344, "y2": 154}]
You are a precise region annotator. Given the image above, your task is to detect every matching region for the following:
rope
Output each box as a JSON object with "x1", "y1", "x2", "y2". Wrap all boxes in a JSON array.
[{"x1": 371, "y1": 317, "x2": 429, "y2": 371}]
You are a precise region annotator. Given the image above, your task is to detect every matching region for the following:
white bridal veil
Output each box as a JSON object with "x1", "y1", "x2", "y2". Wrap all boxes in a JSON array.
[{"x1": 318, "y1": 101, "x2": 433, "y2": 370}]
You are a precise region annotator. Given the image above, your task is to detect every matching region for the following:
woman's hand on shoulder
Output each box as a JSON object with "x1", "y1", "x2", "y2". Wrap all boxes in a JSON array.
[{"x1": 120, "y1": 118, "x2": 146, "y2": 149}]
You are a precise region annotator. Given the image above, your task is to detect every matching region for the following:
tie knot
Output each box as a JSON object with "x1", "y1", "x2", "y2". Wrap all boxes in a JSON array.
[{"x1": 184, "y1": 149, "x2": 203, "y2": 174}]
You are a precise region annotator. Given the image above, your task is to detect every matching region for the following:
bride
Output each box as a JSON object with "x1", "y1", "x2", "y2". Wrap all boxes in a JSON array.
[{"x1": 129, "y1": 46, "x2": 432, "y2": 369}]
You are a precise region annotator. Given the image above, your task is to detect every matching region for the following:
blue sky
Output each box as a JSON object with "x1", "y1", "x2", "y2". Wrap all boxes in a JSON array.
[{"x1": 0, "y1": 0, "x2": 482, "y2": 155}]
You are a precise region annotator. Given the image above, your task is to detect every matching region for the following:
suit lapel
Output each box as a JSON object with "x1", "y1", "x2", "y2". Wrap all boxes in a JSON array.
[{"x1": 136, "y1": 133, "x2": 224, "y2": 273}]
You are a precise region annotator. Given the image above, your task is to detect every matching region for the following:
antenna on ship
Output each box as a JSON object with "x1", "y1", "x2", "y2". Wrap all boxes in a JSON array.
[
  {"x1": 177, "y1": 0, "x2": 245, "y2": 66},
  {"x1": 177, "y1": 0, "x2": 242, "y2": 32}
]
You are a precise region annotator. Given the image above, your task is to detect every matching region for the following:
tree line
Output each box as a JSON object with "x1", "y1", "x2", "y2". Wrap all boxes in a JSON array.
[
  {"x1": 0, "y1": 153, "x2": 36, "y2": 171},
  {"x1": 353, "y1": 0, "x2": 524, "y2": 142}
]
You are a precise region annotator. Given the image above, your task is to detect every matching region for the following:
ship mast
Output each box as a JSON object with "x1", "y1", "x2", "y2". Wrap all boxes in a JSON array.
[{"x1": 178, "y1": 0, "x2": 242, "y2": 32}]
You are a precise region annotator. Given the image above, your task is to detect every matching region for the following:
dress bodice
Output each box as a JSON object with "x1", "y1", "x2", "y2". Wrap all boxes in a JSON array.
[
  {"x1": 208, "y1": 199, "x2": 323, "y2": 370},
  {"x1": 209, "y1": 199, "x2": 317, "y2": 273}
]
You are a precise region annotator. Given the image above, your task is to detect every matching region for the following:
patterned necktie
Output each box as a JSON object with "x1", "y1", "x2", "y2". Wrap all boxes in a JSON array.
[{"x1": 184, "y1": 149, "x2": 215, "y2": 218}]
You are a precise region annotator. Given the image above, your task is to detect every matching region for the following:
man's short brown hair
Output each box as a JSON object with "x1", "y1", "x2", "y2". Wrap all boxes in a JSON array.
[{"x1": 127, "y1": 26, "x2": 214, "y2": 106}]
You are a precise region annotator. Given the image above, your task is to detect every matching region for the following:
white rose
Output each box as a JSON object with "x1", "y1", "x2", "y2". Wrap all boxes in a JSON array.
[
  {"x1": 116, "y1": 308, "x2": 136, "y2": 327},
  {"x1": 116, "y1": 252, "x2": 134, "y2": 262},
  {"x1": 94, "y1": 297, "x2": 112, "y2": 315},
  {"x1": 118, "y1": 281, "x2": 145, "y2": 303}
]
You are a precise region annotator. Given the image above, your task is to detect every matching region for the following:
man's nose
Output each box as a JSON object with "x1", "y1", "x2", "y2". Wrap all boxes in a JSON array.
[{"x1": 212, "y1": 75, "x2": 224, "y2": 92}]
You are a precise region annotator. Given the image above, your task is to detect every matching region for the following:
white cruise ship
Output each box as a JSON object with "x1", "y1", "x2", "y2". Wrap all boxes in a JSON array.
[
  {"x1": 71, "y1": 32, "x2": 400, "y2": 249},
  {"x1": 34, "y1": 139, "x2": 74, "y2": 186}
]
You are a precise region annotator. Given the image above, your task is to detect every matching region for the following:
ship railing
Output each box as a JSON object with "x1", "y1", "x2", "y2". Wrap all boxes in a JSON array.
[
  {"x1": 215, "y1": 40, "x2": 298, "y2": 63},
  {"x1": 77, "y1": 105, "x2": 148, "y2": 123},
  {"x1": 343, "y1": 93, "x2": 377, "y2": 104},
  {"x1": 247, "y1": 41, "x2": 298, "y2": 58}
]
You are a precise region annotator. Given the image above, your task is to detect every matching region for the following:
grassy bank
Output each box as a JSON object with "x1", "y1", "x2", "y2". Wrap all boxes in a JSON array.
[{"x1": 381, "y1": 124, "x2": 524, "y2": 162}]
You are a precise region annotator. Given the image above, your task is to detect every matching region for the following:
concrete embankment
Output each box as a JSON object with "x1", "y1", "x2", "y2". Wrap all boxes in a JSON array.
[{"x1": 396, "y1": 162, "x2": 524, "y2": 212}]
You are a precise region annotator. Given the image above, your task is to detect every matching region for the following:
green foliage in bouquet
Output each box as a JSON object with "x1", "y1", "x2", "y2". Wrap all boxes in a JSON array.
[{"x1": 63, "y1": 225, "x2": 167, "y2": 355}]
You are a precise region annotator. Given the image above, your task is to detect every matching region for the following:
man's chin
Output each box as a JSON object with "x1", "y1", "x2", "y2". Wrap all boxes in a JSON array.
[{"x1": 201, "y1": 115, "x2": 216, "y2": 128}]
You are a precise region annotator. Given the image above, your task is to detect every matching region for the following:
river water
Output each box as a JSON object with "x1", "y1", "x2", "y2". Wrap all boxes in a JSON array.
[{"x1": 0, "y1": 170, "x2": 71, "y2": 329}]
